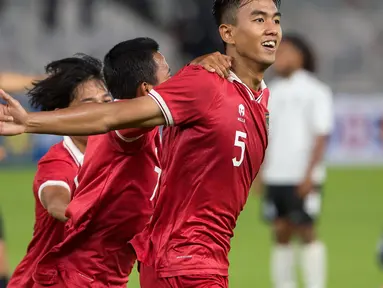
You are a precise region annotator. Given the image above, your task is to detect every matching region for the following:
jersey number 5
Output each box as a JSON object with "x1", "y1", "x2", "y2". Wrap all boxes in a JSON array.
[{"x1": 232, "y1": 131, "x2": 247, "y2": 167}]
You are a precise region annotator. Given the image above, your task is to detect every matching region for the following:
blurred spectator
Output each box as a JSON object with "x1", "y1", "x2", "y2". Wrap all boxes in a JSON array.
[{"x1": 259, "y1": 34, "x2": 333, "y2": 288}]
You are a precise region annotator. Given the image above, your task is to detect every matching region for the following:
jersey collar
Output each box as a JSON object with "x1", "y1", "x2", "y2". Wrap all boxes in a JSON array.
[
  {"x1": 63, "y1": 136, "x2": 84, "y2": 167},
  {"x1": 228, "y1": 71, "x2": 267, "y2": 102}
]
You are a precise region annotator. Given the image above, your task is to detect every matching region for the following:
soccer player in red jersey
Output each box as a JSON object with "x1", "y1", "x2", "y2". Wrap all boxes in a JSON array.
[
  {"x1": 7, "y1": 55, "x2": 112, "y2": 288},
  {"x1": 0, "y1": 0, "x2": 282, "y2": 286},
  {"x1": 32, "y1": 38, "x2": 168, "y2": 288},
  {"x1": 28, "y1": 40, "x2": 229, "y2": 288}
]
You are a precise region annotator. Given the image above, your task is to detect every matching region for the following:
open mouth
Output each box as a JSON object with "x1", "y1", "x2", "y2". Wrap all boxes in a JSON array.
[{"x1": 261, "y1": 40, "x2": 277, "y2": 49}]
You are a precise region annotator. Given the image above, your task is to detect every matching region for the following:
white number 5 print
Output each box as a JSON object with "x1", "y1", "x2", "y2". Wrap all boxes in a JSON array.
[{"x1": 232, "y1": 131, "x2": 247, "y2": 167}]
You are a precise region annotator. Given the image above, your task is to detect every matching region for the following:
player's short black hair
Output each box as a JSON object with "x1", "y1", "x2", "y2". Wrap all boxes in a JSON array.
[
  {"x1": 283, "y1": 33, "x2": 316, "y2": 73},
  {"x1": 28, "y1": 54, "x2": 103, "y2": 111},
  {"x1": 103, "y1": 37, "x2": 160, "y2": 100},
  {"x1": 212, "y1": 0, "x2": 281, "y2": 26}
]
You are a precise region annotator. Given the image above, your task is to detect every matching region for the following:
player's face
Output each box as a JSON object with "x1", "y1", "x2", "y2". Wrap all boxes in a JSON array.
[
  {"x1": 232, "y1": 0, "x2": 282, "y2": 67},
  {"x1": 70, "y1": 78, "x2": 112, "y2": 143},
  {"x1": 273, "y1": 41, "x2": 302, "y2": 77},
  {"x1": 71, "y1": 78, "x2": 113, "y2": 106},
  {"x1": 153, "y1": 52, "x2": 171, "y2": 85}
]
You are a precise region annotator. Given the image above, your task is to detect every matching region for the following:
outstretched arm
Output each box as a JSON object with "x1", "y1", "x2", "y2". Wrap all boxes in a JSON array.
[
  {"x1": 0, "y1": 72, "x2": 44, "y2": 93},
  {"x1": 0, "y1": 64, "x2": 222, "y2": 136},
  {"x1": 26, "y1": 96, "x2": 165, "y2": 135},
  {"x1": 24, "y1": 51, "x2": 232, "y2": 135},
  {"x1": 0, "y1": 89, "x2": 165, "y2": 136}
]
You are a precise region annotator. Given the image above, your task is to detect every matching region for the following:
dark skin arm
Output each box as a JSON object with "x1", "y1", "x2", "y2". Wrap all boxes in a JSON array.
[
  {"x1": 0, "y1": 73, "x2": 45, "y2": 93},
  {"x1": 190, "y1": 52, "x2": 232, "y2": 78},
  {"x1": 26, "y1": 96, "x2": 165, "y2": 135},
  {"x1": 0, "y1": 52, "x2": 233, "y2": 136},
  {"x1": 40, "y1": 186, "x2": 71, "y2": 222},
  {"x1": 0, "y1": 85, "x2": 164, "y2": 136},
  {"x1": 254, "y1": 136, "x2": 328, "y2": 198},
  {"x1": 297, "y1": 135, "x2": 328, "y2": 198}
]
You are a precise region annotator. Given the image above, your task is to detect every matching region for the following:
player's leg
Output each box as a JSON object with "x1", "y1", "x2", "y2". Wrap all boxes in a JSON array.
[
  {"x1": 291, "y1": 187, "x2": 326, "y2": 288},
  {"x1": 0, "y1": 212, "x2": 9, "y2": 288},
  {"x1": 264, "y1": 185, "x2": 296, "y2": 288}
]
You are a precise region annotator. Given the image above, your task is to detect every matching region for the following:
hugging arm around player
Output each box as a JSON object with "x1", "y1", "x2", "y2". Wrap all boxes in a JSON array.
[
  {"x1": 28, "y1": 96, "x2": 167, "y2": 135},
  {"x1": 0, "y1": 90, "x2": 166, "y2": 136},
  {"x1": 0, "y1": 66, "x2": 215, "y2": 136}
]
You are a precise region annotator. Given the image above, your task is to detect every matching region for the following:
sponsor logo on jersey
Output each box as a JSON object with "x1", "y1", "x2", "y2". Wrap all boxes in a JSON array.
[{"x1": 238, "y1": 104, "x2": 245, "y2": 123}]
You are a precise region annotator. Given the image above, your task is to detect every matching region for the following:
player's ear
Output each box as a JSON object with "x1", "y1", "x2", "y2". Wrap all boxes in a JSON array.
[
  {"x1": 219, "y1": 24, "x2": 235, "y2": 46},
  {"x1": 138, "y1": 82, "x2": 153, "y2": 97}
]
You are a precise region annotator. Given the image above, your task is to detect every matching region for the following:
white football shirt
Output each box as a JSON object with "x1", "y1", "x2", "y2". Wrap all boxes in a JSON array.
[{"x1": 263, "y1": 70, "x2": 334, "y2": 185}]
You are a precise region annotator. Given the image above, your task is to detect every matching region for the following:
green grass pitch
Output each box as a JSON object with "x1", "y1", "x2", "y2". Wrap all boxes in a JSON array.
[{"x1": 0, "y1": 167, "x2": 382, "y2": 287}]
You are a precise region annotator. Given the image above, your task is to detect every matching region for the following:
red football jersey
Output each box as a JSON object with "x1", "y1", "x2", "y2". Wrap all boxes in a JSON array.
[
  {"x1": 33, "y1": 128, "x2": 161, "y2": 286},
  {"x1": 8, "y1": 136, "x2": 82, "y2": 288},
  {"x1": 131, "y1": 65, "x2": 269, "y2": 277}
]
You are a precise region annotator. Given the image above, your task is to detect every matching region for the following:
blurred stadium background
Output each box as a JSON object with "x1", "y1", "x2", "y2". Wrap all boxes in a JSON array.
[{"x1": 0, "y1": 0, "x2": 382, "y2": 287}]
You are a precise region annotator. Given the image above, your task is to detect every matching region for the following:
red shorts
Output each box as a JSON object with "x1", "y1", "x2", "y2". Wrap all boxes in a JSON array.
[{"x1": 139, "y1": 264, "x2": 228, "y2": 288}]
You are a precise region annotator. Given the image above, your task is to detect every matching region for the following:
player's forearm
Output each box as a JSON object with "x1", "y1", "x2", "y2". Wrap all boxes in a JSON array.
[
  {"x1": 0, "y1": 73, "x2": 43, "y2": 93},
  {"x1": 305, "y1": 135, "x2": 328, "y2": 178},
  {"x1": 25, "y1": 103, "x2": 112, "y2": 135},
  {"x1": 47, "y1": 203, "x2": 68, "y2": 222},
  {"x1": 25, "y1": 97, "x2": 164, "y2": 136}
]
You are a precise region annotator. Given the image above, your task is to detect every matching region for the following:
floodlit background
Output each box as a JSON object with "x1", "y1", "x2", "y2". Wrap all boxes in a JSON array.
[{"x1": 0, "y1": 0, "x2": 382, "y2": 287}]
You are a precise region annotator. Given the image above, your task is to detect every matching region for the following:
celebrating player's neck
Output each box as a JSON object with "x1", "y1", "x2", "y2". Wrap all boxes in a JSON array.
[{"x1": 228, "y1": 51, "x2": 267, "y2": 91}]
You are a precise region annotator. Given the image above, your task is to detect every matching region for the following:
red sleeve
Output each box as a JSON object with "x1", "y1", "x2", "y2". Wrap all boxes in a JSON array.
[
  {"x1": 148, "y1": 65, "x2": 220, "y2": 126},
  {"x1": 34, "y1": 158, "x2": 77, "y2": 204}
]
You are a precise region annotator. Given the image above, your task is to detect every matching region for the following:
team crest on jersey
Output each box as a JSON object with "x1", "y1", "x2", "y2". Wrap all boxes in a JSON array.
[{"x1": 238, "y1": 104, "x2": 245, "y2": 123}]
